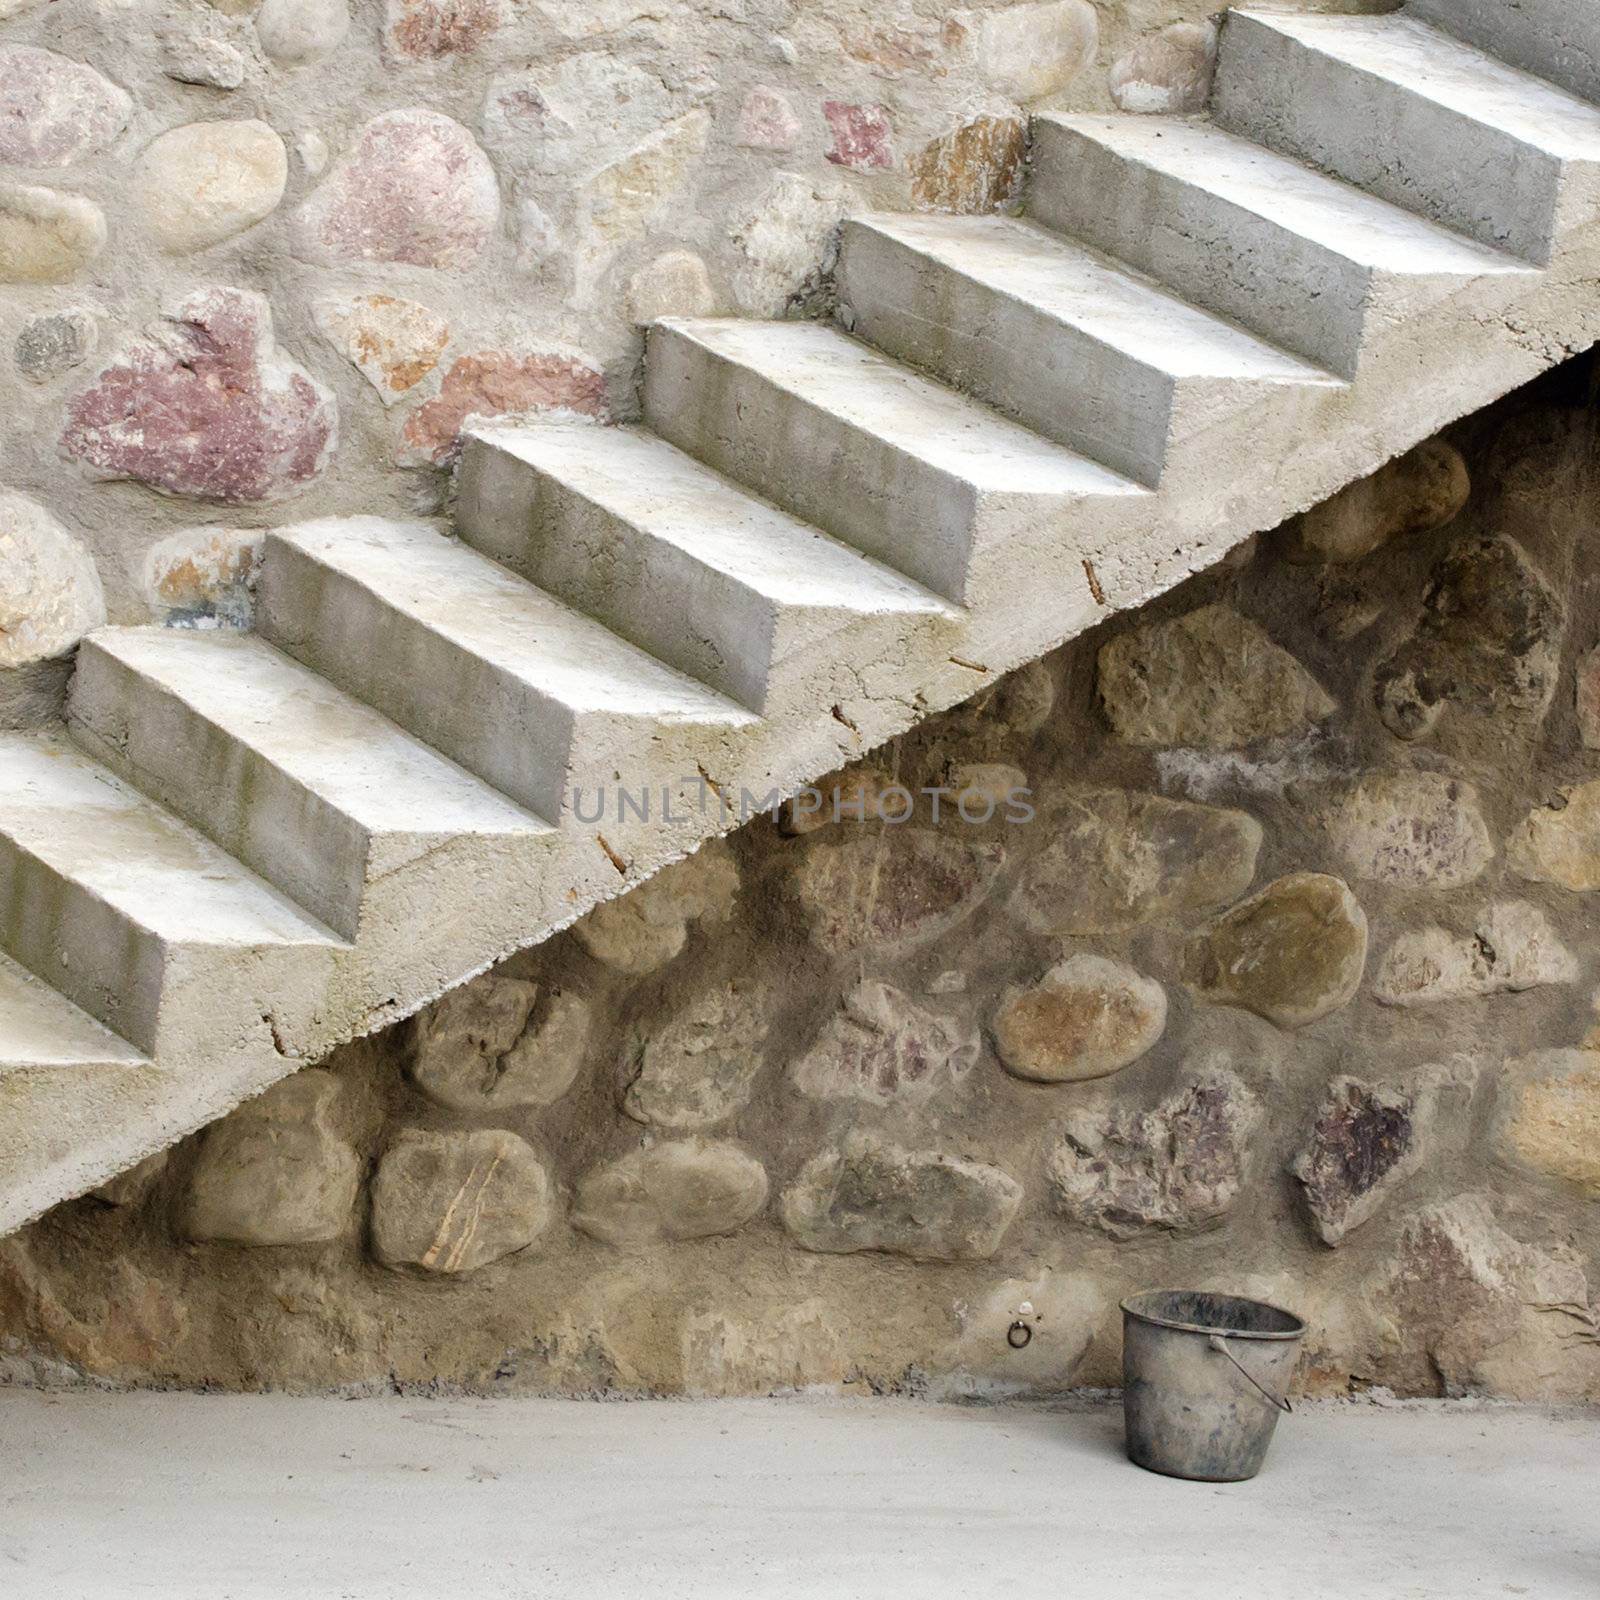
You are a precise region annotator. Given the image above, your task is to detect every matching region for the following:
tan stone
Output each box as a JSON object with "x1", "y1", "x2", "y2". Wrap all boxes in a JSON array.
[
  {"x1": 625, "y1": 251, "x2": 717, "y2": 325},
  {"x1": 992, "y1": 954, "x2": 1166, "y2": 1084},
  {"x1": 0, "y1": 489, "x2": 106, "y2": 667},
  {"x1": 782, "y1": 764, "x2": 905, "y2": 834},
  {"x1": 1503, "y1": 1051, "x2": 1600, "y2": 1195},
  {"x1": 622, "y1": 985, "x2": 768, "y2": 1128},
  {"x1": 1374, "y1": 903, "x2": 1576, "y2": 1007},
  {"x1": 1508, "y1": 781, "x2": 1600, "y2": 891},
  {"x1": 1109, "y1": 22, "x2": 1216, "y2": 114},
  {"x1": 140, "y1": 527, "x2": 262, "y2": 626},
  {"x1": 574, "y1": 842, "x2": 739, "y2": 975},
  {"x1": 313, "y1": 294, "x2": 448, "y2": 405},
  {"x1": 136, "y1": 121, "x2": 287, "y2": 254},
  {"x1": 975, "y1": 0, "x2": 1098, "y2": 101},
  {"x1": 413, "y1": 986, "x2": 591, "y2": 1112},
  {"x1": 91, "y1": 1152, "x2": 169, "y2": 1209},
  {"x1": 581, "y1": 112, "x2": 708, "y2": 245},
  {"x1": 1318, "y1": 772, "x2": 1493, "y2": 889},
  {"x1": 948, "y1": 1270, "x2": 1103, "y2": 1394},
  {"x1": 0, "y1": 185, "x2": 105, "y2": 284},
  {"x1": 681, "y1": 1298, "x2": 846, "y2": 1396},
  {"x1": 573, "y1": 1139, "x2": 768, "y2": 1246},
  {"x1": 1185, "y1": 873, "x2": 1367, "y2": 1030},
  {"x1": 910, "y1": 116, "x2": 1026, "y2": 214}
]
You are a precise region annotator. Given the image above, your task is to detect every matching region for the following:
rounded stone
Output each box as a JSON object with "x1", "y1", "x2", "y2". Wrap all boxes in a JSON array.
[
  {"x1": 573, "y1": 1139, "x2": 769, "y2": 1247},
  {"x1": 413, "y1": 987, "x2": 592, "y2": 1113},
  {"x1": 622, "y1": 985, "x2": 768, "y2": 1129},
  {"x1": 371, "y1": 1128, "x2": 554, "y2": 1274},
  {"x1": 977, "y1": 0, "x2": 1098, "y2": 101},
  {"x1": 625, "y1": 251, "x2": 717, "y2": 325},
  {"x1": 255, "y1": 0, "x2": 350, "y2": 65},
  {"x1": 136, "y1": 120, "x2": 288, "y2": 254},
  {"x1": 0, "y1": 185, "x2": 105, "y2": 284},
  {"x1": 140, "y1": 525, "x2": 262, "y2": 626},
  {"x1": 1109, "y1": 22, "x2": 1217, "y2": 114},
  {"x1": 14, "y1": 308, "x2": 96, "y2": 384},
  {"x1": 0, "y1": 488, "x2": 105, "y2": 667},
  {"x1": 992, "y1": 954, "x2": 1166, "y2": 1084},
  {"x1": 0, "y1": 47, "x2": 131, "y2": 167},
  {"x1": 1319, "y1": 772, "x2": 1493, "y2": 889}
]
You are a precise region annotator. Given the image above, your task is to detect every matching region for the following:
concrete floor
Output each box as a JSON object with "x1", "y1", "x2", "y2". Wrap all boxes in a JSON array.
[{"x1": 0, "y1": 1390, "x2": 1594, "y2": 1599}]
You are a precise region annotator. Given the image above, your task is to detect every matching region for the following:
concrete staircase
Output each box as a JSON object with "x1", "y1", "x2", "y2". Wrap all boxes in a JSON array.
[{"x1": 5, "y1": 2, "x2": 1600, "y2": 1235}]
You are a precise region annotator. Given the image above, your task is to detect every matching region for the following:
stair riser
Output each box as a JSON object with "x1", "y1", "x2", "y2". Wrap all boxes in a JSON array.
[
  {"x1": 1028, "y1": 118, "x2": 1376, "y2": 376},
  {"x1": 1216, "y1": 13, "x2": 1574, "y2": 264},
  {"x1": 1408, "y1": 0, "x2": 1600, "y2": 106},
  {"x1": 69, "y1": 645, "x2": 372, "y2": 941},
  {"x1": 456, "y1": 439, "x2": 785, "y2": 710},
  {"x1": 838, "y1": 220, "x2": 1179, "y2": 487}
]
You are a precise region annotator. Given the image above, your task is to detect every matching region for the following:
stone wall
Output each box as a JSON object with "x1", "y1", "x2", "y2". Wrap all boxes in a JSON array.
[
  {"x1": 4, "y1": 361, "x2": 1598, "y2": 1402},
  {"x1": 0, "y1": 0, "x2": 1390, "y2": 716}
]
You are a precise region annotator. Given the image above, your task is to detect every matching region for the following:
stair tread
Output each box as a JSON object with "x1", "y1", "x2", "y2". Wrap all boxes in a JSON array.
[
  {"x1": 465, "y1": 422, "x2": 958, "y2": 616},
  {"x1": 853, "y1": 213, "x2": 1337, "y2": 383},
  {"x1": 270, "y1": 518, "x2": 760, "y2": 725},
  {"x1": 0, "y1": 953, "x2": 147, "y2": 1071},
  {"x1": 657, "y1": 319, "x2": 1148, "y2": 499},
  {"x1": 0, "y1": 734, "x2": 344, "y2": 950},
  {"x1": 82, "y1": 629, "x2": 554, "y2": 842},
  {"x1": 1237, "y1": 11, "x2": 1600, "y2": 158},
  {"x1": 1036, "y1": 113, "x2": 1534, "y2": 277}
]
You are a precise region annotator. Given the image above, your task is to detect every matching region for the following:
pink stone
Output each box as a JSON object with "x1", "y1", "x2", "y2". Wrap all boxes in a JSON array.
[
  {"x1": 398, "y1": 350, "x2": 608, "y2": 467},
  {"x1": 823, "y1": 101, "x2": 893, "y2": 170},
  {"x1": 385, "y1": 0, "x2": 505, "y2": 60},
  {"x1": 292, "y1": 109, "x2": 499, "y2": 271},
  {"x1": 736, "y1": 86, "x2": 800, "y2": 151},
  {"x1": 61, "y1": 288, "x2": 337, "y2": 504},
  {"x1": 0, "y1": 46, "x2": 131, "y2": 168}
]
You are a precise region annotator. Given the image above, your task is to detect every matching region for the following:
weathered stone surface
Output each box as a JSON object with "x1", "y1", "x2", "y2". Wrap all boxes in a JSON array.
[
  {"x1": 962, "y1": 657, "x2": 1055, "y2": 737},
  {"x1": 1578, "y1": 646, "x2": 1600, "y2": 751},
  {"x1": 975, "y1": 0, "x2": 1097, "y2": 101},
  {"x1": 14, "y1": 308, "x2": 95, "y2": 384},
  {"x1": 1109, "y1": 22, "x2": 1216, "y2": 114},
  {"x1": 574, "y1": 1139, "x2": 768, "y2": 1246},
  {"x1": 793, "y1": 830, "x2": 1003, "y2": 955},
  {"x1": 398, "y1": 350, "x2": 607, "y2": 467},
  {"x1": 783, "y1": 1135, "x2": 1022, "y2": 1261},
  {"x1": 1050, "y1": 1065, "x2": 1261, "y2": 1239},
  {"x1": 1317, "y1": 771, "x2": 1493, "y2": 890},
  {"x1": 1502, "y1": 1050, "x2": 1600, "y2": 1196},
  {"x1": 782, "y1": 763, "x2": 904, "y2": 834},
  {"x1": 580, "y1": 113, "x2": 709, "y2": 247},
  {"x1": 91, "y1": 1151, "x2": 168, "y2": 1209},
  {"x1": 1277, "y1": 439, "x2": 1470, "y2": 565},
  {"x1": 823, "y1": 101, "x2": 892, "y2": 169},
  {"x1": 292, "y1": 110, "x2": 499, "y2": 270},
  {"x1": 184, "y1": 1071, "x2": 360, "y2": 1246},
  {"x1": 843, "y1": 22, "x2": 946, "y2": 75},
  {"x1": 790, "y1": 981, "x2": 979, "y2": 1107},
  {"x1": 681, "y1": 1298, "x2": 846, "y2": 1397},
  {"x1": 62, "y1": 288, "x2": 337, "y2": 503},
  {"x1": 992, "y1": 954, "x2": 1166, "y2": 1084},
  {"x1": 625, "y1": 251, "x2": 717, "y2": 324},
  {"x1": 140, "y1": 526, "x2": 262, "y2": 626},
  {"x1": 1508, "y1": 780, "x2": 1600, "y2": 891},
  {"x1": 409, "y1": 975, "x2": 591, "y2": 1112},
  {"x1": 948, "y1": 1270, "x2": 1103, "y2": 1393},
  {"x1": 622, "y1": 985, "x2": 767, "y2": 1128},
  {"x1": 1097, "y1": 603, "x2": 1335, "y2": 748},
  {"x1": 910, "y1": 116, "x2": 1026, "y2": 213},
  {"x1": 385, "y1": 0, "x2": 504, "y2": 58},
  {"x1": 372, "y1": 1128, "x2": 554, "y2": 1273},
  {"x1": 0, "y1": 185, "x2": 105, "y2": 283},
  {"x1": 313, "y1": 293, "x2": 448, "y2": 405},
  {"x1": 1185, "y1": 873, "x2": 1367, "y2": 1029},
  {"x1": 255, "y1": 0, "x2": 350, "y2": 65},
  {"x1": 1374, "y1": 535, "x2": 1564, "y2": 740},
  {"x1": 136, "y1": 120, "x2": 287, "y2": 254},
  {"x1": 1291, "y1": 1075, "x2": 1433, "y2": 1245},
  {"x1": 1375, "y1": 902, "x2": 1576, "y2": 1007},
  {"x1": 735, "y1": 86, "x2": 799, "y2": 150},
  {"x1": 729, "y1": 170, "x2": 846, "y2": 316},
  {"x1": 0, "y1": 47, "x2": 130, "y2": 167},
  {"x1": 0, "y1": 488, "x2": 105, "y2": 667},
  {"x1": 1012, "y1": 788, "x2": 1261, "y2": 936},
  {"x1": 162, "y1": 36, "x2": 247, "y2": 90},
  {"x1": 574, "y1": 841, "x2": 739, "y2": 975}
]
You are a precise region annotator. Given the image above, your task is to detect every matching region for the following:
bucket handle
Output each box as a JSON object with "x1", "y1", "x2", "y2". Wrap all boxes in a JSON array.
[{"x1": 1207, "y1": 1334, "x2": 1293, "y2": 1415}]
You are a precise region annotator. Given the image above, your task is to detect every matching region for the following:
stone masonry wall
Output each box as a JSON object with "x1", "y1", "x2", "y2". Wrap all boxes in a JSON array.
[
  {"x1": 4, "y1": 361, "x2": 1598, "y2": 1402},
  {"x1": 0, "y1": 0, "x2": 1390, "y2": 724}
]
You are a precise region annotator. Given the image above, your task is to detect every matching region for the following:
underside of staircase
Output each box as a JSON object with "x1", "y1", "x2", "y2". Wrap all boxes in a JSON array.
[{"x1": 5, "y1": 1, "x2": 1600, "y2": 1236}]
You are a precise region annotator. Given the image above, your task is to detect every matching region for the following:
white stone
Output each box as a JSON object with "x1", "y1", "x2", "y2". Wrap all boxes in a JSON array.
[
  {"x1": 626, "y1": 251, "x2": 717, "y2": 324},
  {"x1": 1109, "y1": 23, "x2": 1217, "y2": 114},
  {"x1": 730, "y1": 171, "x2": 846, "y2": 316},
  {"x1": 0, "y1": 489, "x2": 105, "y2": 667},
  {"x1": 976, "y1": 0, "x2": 1098, "y2": 102},
  {"x1": 0, "y1": 186, "x2": 105, "y2": 284},
  {"x1": 136, "y1": 121, "x2": 288, "y2": 255},
  {"x1": 1375, "y1": 903, "x2": 1579, "y2": 1007},
  {"x1": 256, "y1": 0, "x2": 351, "y2": 65}
]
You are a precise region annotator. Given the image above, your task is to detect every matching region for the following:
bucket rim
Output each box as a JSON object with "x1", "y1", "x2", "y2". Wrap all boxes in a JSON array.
[{"x1": 1120, "y1": 1288, "x2": 1307, "y2": 1342}]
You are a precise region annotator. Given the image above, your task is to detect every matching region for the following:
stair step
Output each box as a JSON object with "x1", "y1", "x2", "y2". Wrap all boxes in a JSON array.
[
  {"x1": 70, "y1": 628, "x2": 553, "y2": 941},
  {"x1": 0, "y1": 953, "x2": 146, "y2": 1077},
  {"x1": 454, "y1": 422, "x2": 958, "y2": 712},
  {"x1": 838, "y1": 213, "x2": 1336, "y2": 488},
  {"x1": 1408, "y1": 0, "x2": 1600, "y2": 107},
  {"x1": 1028, "y1": 113, "x2": 1533, "y2": 376},
  {"x1": 643, "y1": 318, "x2": 1146, "y2": 602},
  {"x1": 1217, "y1": 11, "x2": 1600, "y2": 264},
  {"x1": 256, "y1": 517, "x2": 758, "y2": 824},
  {"x1": 0, "y1": 735, "x2": 342, "y2": 1055}
]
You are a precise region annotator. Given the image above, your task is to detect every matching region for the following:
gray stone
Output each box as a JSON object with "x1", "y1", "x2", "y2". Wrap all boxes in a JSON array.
[
  {"x1": 1097, "y1": 603, "x2": 1336, "y2": 749},
  {"x1": 1185, "y1": 873, "x2": 1368, "y2": 1030},
  {"x1": 139, "y1": 526, "x2": 262, "y2": 628},
  {"x1": 573, "y1": 1139, "x2": 768, "y2": 1246},
  {"x1": 1374, "y1": 903, "x2": 1577, "y2": 1007},
  {"x1": 1508, "y1": 780, "x2": 1600, "y2": 891},
  {"x1": 992, "y1": 954, "x2": 1166, "y2": 1084},
  {"x1": 14, "y1": 309, "x2": 96, "y2": 384},
  {"x1": 729, "y1": 171, "x2": 847, "y2": 316},
  {"x1": 184, "y1": 1071, "x2": 359, "y2": 1246},
  {"x1": 1317, "y1": 772, "x2": 1493, "y2": 889},
  {"x1": 789, "y1": 981, "x2": 979, "y2": 1107},
  {"x1": 0, "y1": 488, "x2": 106, "y2": 668},
  {"x1": 574, "y1": 842, "x2": 740, "y2": 975},
  {"x1": 1049, "y1": 1065, "x2": 1261, "y2": 1239},
  {"x1": 371, "y1": 1128, "x2": 554, "y2": 1273},
  {"x1": 623, "y1": 985, "x2": 768, "y2": 1129},
  {"x1": 255, "y1": 0, "x2": 350, "y2": 65},
  {"x1": 782, "y1": 1135, "x2": 1023, "y2": 1261},
  {"x1": 90, "y1": 1151, "x2": 169, "y2": 1209},
  {"x1": 1012, "y1": 788, "x2": 1261, "y2": 936}
]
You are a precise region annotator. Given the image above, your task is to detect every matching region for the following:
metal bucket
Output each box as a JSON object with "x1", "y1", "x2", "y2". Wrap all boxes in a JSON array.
[{"x1": 1120, "y1": 1290, "x2": 1306, "y2": 1482}]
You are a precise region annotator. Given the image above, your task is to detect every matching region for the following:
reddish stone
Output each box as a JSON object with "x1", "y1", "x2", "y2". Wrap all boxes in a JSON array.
[
  {"x1": 911, "y1": 116, "x2": 1026, "y2": 213},
  {"x1": 385, "y1": 0, "x2": 505, "y2": 60},
  {"x1": 823, "y1": 101, "x2": 893, "y2": 170},
  {"x1": 399, "y1": 350, "x2": 608, "y2": 467},
  {"x1": 292, "y1": 109, "x2": 500, "y2": 271},
  {"x1": 0, "y1": 46, "x2": 130, "y2": 168},
  {"x1": 61, "y1": 288, "x2": 337, "y2": 504}
]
